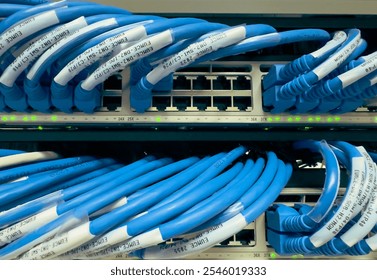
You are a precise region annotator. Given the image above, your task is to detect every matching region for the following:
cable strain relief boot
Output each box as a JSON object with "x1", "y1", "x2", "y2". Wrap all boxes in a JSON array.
[
  {"x1": 311, "y1": 96, "x2": 342, "y2": 114},
  {"x1": 262, "y1": 64, "x2": 286, "y2": 90},
  {"x1": 0, "y1": 83, "x2": 28, "y2": 112},
  {"x1": 24, "y1": 79, "x2": 51, "y2": 113},
  {"x1": 284, "y1": 236, "x2": 313, "y2": 255},
  {"x1": 280, "y1": 55, "x2": 312, "y2": 81},
  {"x1": 74, "y1": 83, "x2": 101, "y2": 114},
  {"x1": 282, "y1": 215, "x2": 315, "y2": 232},
  {"x1": 331, "y1": 98, "x2": 363, "y2": 114},
  {"x1": 130, "y1": 78, "x2": 153, "y2": 113},
  {"x1": 345, "y1": 240, "x2": 371, "y2": 256},
  {"x1": 314, "y1": 239, "x2": 345, "y2": 256},
  {"x1": 51, "y1": 81, "x2": 74, "y2": 113},
  {"x1": 130, "y1": 59, "x2": 152, "y2": 86},
  {"x1": 290, "y1": 94, "x2": 319, "y2": 114},
  {"x1": 361, "y1": 84, "x2": 377, "y2": 99},
  {"x1": 262, "y1": 86, "x2": 296, "y2": 113},
  {"x1": 279, "y1": 74, "x2": 313, "y2": 99}
]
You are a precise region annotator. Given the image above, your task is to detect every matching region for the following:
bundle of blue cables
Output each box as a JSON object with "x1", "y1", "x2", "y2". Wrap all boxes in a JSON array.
[
  {"x1": 263, "y1": 29, "x2": 377, "y2": 114},
  {"x1": 0, "y1": 0, "x2": 337, "y2": 114},
  {"x1": 266, "y1": 140, "x2": 377, "y2": 257},
  {"x1": 0, "y1": 145, "x2": 292, "y2": 260}
]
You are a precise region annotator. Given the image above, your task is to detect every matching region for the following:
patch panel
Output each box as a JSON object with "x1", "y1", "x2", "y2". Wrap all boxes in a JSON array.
[{"x1": 0, "y1": 61, "x2": 377, "y2": 127}]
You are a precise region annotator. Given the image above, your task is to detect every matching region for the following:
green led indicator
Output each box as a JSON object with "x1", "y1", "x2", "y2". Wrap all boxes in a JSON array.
[
  {"x1": 155, "y1": 117, "x2": 161, "y2": 122},
  {"x1": 274, "y1": 117, "x2": 281, "y2": 121},
  {"x1": 327, "y1": 117, "x2": 334, "y2": 122},
  {"x1": 22, "y1": 116, "x2": 29, "y2": 122},
  {"x1": 30, "y1": 115, "x2": 37, "y2": 121},
  {"x1": 37, "y1": 126, "x2": 43, "y2": 131},
  {"x1": 51, "y1": 115, "x2": 58, "y2": 122},
  {"x1": 1, "y1": 116, "x2": 8, "y2": 122},
  {"x1": 292, "y1": 255, "x2": 298, "y2": 259},
  {"x1": 295, "y1": 117, "x2": 301, "y2": 122},
  {"x1": 264, "y1": 127, "x2": 270, "y2": 131},
  {"x1": 287, "y1": 117, "x2": 293, "y2": 122},
  {"x1": 308, "y1": 117, "x2": 314, "y2": 122},
  {"x1": 375, "y1": 116, "x2": 377, "y2": 122},
  {"x1": 315, "y1": 117, "x2": 321, "y2": 121},
  {"x1": 267, "y1": 117, "x2": 273, "y2": 122},
  {"x1": 270, "y1": 253, "x2": 277, "y2": 259},
  {"x1": 335, "y1": 116, "x2": 341, "y2": 122},
  {"x1": 10, "y1": 116, "x2": 16, "y2": 121}
]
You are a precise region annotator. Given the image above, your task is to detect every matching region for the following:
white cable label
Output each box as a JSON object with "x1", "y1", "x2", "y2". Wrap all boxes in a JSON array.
[
  {"x1": 311, "y1": 31, "x2": 347, "y2": 58},
  {"x1": 87, "y1": 228, "x2": 164, "y2": 259},
  {"x1": 0, "y1": 17, "x2": 88, "y2": 87},
  {"x1": 63, "y1": 226, "x2": 128, "y2": 258},
  {"x1": 147, "y1": 26, "x2": 247, "y2": 85},
  {"x1": 338, "y1": 52, "x2": 377, "y2": 88},
  {"x1": 0, "y1": 206, "x2": 58, "y2": 246},
  {"x1": 26, "y1": 18, "x2": 118, "y2": 81},
  {"x1": 310, "y1": 156, "x2": 366, "y2": 247},
  {"x1": 142, "y1": 213, "x2": 248, "y2": 259},
  {"x1": 81, "y1": 30, "x2": 174, "y2": 91},
  {"x1": 19, "y1": 222, "x2": 94, "y2": 260},
  {"x1": 340, "y1": 149, "x2": 377, "y2": 247},
  {"x1": 0, "y1": 10, "x2": 60, "y2": 57},
  {"x1": 54, "y1": 25, "x2": 148, "y2": 86},
  {"x1": 312, "y1": 32, "x2": 361, "y2": 79}
]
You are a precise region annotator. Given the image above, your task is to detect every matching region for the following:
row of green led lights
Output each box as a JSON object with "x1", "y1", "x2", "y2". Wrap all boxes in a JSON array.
[
  {"x1": 267, "y1": 116, "x2": 343, "y2": 123},
  {"x1": 0, "y1": 115, "x2": 59, "y2": 122}
]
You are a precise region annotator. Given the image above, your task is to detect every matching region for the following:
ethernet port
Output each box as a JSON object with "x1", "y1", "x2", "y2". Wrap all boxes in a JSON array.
[
  {"x1": 173, "y1": 96, "x2": 191, "y2": 111},
  {"x1": 233, "y1": 76, "x2": 251, "y2": 90},
  {"x1": 193, "y1": 76, "x2": 211, "y2": 90},
  {"x1": 233, "y1": 96, "x2": 252, "y2": 111},
  {"x1": 152, "y1": 96, "x2": 171, "y2": 111},
  {"x1": 173, "y1": 76, "x2": 191, "y2": 90},
  {"x1": 213, "y1": 96, "x2": 232, "y2": 111},
  {"x1": 102, "y1": 95, "x2": 122, "y2": 111},
  {"x1": 193, "y1": 96, "x2": 211, "y2": 111},
  {"x1": 103, "y1": 74, "x2": 122, "y2": 91},
  {"x1": 213, "y1": 76, "x2": 231, "y2": 90}
]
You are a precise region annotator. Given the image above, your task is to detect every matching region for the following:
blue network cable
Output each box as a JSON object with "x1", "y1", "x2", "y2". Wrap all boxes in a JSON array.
[
  {"x1": 50, "y1": 17, "x2": 210, "y2": 112},
  {"x1": 133, "y1": 160, "x2": 292, "y2": 259},
  {"x1": 73, "y1": 162, "x2": 244, "y2": 259},
  {"x1": 0, "y1": 4, "x2": 31, "y2": 17},
  {"x1": 130, "y1": 24, "x2": 277, "y2": 113},
  {"x1": 0, "y1": 16, "x2": 160, "y2": 112},
  {"x1": 26, "y1": 155, "x2": 219, "y2": 259},
  {"x1": 191, "y1": 153, "x2": 276, "y2": 231},
  {"x1": 269, "y1": 141, "x2": 370, "y2": 255},
  {"x1": 60, "y1": 146, "x2": 247, "y2": 258},
  {"x1": 0, "y1": 158, "x2": 114, "y2": 207},
  {"x1": 130, "y1": 28, "x2": 330, "y2": 113},
  {"x1": 312, "y1": 146, "x2": 376, "y2": 256},
  {"x1": 0, "y1": 156, "x2": 195, "y2": 259},
  {"x1": 263, "y1": 31, "x2": 347, "y2": 90},
  {"x1": 267, "y1": 140, "x2": 340, "y2": 234},
  {"x1": 263, "y1": 28, "x2": 361, "y2": 113},
  {"x1": 73, "y1": 21, "x2": 231, "y2": 113}
]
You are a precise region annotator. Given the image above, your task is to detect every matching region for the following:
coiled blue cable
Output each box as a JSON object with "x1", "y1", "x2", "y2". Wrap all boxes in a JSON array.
[
  {"x1": 134, "y1": 160, "x2": 291, "y2": 260},
  {"x1": 191, "y1": 154, "x2": 274, "y2": 231},
  {"x1": 263, "y1": 29, "x2": 361, "y2": 113}
]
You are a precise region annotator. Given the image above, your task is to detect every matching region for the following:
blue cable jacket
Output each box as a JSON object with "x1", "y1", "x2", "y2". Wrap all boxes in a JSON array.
[
  {"x1": 0, "y1": 4, "x2": 31, "y2": 17},
  {"x1": 125, "y1": 162, "x2": 244, "y2": 237},
  {"x1": 0, "y1": 158, "x2": 114, "y2": 206},
  {"x1": 88, "y1": 156, "x2": 212, "y2": 235},
  {"x1": 194, "y1": 153, "x2": 277, "y2": 230},
  {"x1": 151, "y1": 146, "x2": 246, "y2": 211},
  {"x1": 159, "y1": 160, "x2": 255, "y2": 239},
  {"x1": 56, "y1": 157, "x2": 172, "y2": 215}
]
